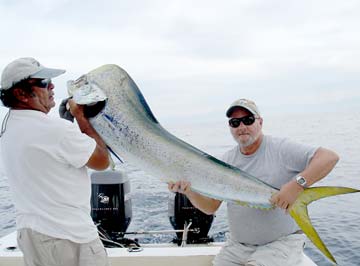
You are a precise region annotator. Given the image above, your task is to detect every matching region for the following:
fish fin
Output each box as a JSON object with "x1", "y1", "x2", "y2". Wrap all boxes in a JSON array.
[
  {"x1": 107, "y1": 145, "x2": 124, "y2": 164},
  {"x1": 234, "y1": 200, "x2": 274, "y2": 210},
  {"x1": 108, "y1": 155, "x2": 116, "y2": 170},
  {"x1": 289, "y1": 186, "x2": 360, "y2": 264},
  {"x1": 192, "y1": 187, "x2": 274, "y2": 210}
]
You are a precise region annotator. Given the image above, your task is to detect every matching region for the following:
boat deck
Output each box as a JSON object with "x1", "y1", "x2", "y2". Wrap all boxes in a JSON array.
[{"x1": 0, "y1": 232, "x2": 317, "y2": 266}]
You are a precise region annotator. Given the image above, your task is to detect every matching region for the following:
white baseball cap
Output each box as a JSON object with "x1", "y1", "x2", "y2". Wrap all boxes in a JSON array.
[
  {"x1": 0, "y1": 57, "x2": 65, "y2": 90},
  {"x1": 226, "y1": 98, "x2": 261, "y2": 117}
]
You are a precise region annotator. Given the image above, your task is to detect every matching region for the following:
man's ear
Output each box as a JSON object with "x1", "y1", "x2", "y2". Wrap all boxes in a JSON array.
[{"x1": 13, "y1": 88, "x2": 29, "y2": 103}]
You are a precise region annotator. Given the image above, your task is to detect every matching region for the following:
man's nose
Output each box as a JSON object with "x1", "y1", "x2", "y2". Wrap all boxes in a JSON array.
[
  {"x1": 48, "y1": 82, "x2": 55, "y2": 90},
  {"x1": 237, "y1": 121, "x2": 247, "y2": 129}
]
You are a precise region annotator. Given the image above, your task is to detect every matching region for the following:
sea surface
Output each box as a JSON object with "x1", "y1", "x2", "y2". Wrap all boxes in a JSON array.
[{"x1": 0, "y1": 111, "x2": 359, "y2": 266}]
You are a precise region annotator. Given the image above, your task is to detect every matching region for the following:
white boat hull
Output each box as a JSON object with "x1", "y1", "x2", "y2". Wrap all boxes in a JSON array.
[{"x1": 0, "y1": 231, "x2": 317, "y2": 266}]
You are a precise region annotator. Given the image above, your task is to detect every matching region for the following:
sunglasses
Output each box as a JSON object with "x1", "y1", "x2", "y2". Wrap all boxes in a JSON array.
[
  {"x1": 30, "y1": 78, "x2": 52, "y2": 89},
  {"x1": 228, "y1": 115, "x2": 256, "y2": 128}
]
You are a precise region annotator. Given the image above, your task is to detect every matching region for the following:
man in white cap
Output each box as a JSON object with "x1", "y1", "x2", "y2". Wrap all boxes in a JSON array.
[
  {"x1": 169, "y1": 98, "x2": 339, "y2": 266},
  {"x1": 0, "y1": 57, "x2": 110, "y2": 266}
]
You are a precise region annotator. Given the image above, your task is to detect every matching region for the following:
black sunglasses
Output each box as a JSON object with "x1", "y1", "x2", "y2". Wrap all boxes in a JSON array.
[
  {"x1": 30, "y1": 78, "x2": 52, "y2": 89},
  {"x1": 229, "y1": 115, "x2": 256, "y2": 128}
]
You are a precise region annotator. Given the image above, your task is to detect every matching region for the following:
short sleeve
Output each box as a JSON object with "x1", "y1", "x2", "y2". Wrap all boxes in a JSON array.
[
  {"x1": 57, "y1": 123, "x2": 97, "y2": 168},
  {"x1": 278, "y1": 138, "x2": 318, "y2": 173}
]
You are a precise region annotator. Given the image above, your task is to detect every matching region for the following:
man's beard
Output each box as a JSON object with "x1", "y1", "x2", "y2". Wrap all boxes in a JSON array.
[
  {"x1": 233, "y1": 132, "x2": 261, "y2": 148},
  {"x1": 236, "y1": 135, "x2": 257, "y2": 147}
]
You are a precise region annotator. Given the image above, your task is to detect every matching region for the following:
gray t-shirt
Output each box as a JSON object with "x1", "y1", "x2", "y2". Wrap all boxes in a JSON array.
[{"x1": 221, "y1": 135, "x2": 318, "y2": 245}]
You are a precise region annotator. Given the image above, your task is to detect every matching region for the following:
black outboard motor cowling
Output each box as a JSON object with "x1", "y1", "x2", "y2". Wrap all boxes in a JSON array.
[
  {"x1": 169, "y1": 192, "x2": 214, "y2": 245},
  {"x1": 91, "y1": 170, "x2": 132, "y2": 242}
]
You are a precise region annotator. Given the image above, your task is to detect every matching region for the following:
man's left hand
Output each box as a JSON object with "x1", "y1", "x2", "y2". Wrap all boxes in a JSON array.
[
  {"x1": 59, "y1": 97, "x2": 74, "y2": 122},
  {"x1": 270, "y1": 180, "x2": 304, "y2": 212}
]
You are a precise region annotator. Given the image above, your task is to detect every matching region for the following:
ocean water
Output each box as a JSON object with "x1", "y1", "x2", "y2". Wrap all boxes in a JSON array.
[{"x1": 0, "y1": 111, "x2": 359, "y2": 266}]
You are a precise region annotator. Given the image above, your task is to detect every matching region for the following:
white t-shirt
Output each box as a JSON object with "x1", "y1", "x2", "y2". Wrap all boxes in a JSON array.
[
  {"x1": 1, "y1": 109, "x2": 98, "y2": 243},
  {"x1": 222, "y1": 135, "x2": 318, "y2": 245}
]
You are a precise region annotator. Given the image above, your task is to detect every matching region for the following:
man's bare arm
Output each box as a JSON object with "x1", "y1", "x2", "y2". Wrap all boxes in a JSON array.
[
  {"x1": 68, "y1": 99, "x2": 110, "y2": 170},
  {"x1": 168, "y1": 180, "x2": 222, "y2": 215}
]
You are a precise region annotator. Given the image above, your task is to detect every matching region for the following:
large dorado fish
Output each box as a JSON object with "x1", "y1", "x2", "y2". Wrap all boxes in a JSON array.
[{"x1": 66, "y1": 64, "x2": 358, "y2": 264}]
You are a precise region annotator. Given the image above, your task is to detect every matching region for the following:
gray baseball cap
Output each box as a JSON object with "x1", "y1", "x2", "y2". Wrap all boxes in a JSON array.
[
  {"x1": 0, "y1": 57, "x2": 65, "y2": 90},
  {"x1": 226, "y1": 98, "x2": 261, "y2": 117}
]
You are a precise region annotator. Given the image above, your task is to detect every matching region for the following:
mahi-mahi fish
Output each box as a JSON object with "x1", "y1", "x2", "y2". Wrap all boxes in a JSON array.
[{"x1": 66, "y1": 64, "x2": 359, "y2": 265}]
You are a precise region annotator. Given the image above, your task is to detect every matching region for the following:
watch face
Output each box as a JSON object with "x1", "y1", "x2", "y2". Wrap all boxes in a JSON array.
[
  {"x1": 297, "y1": 176, "x2": 307, "y2": 187},
  {"x1": 298, "y1": 178, "x2": 305, "y2": 185}
]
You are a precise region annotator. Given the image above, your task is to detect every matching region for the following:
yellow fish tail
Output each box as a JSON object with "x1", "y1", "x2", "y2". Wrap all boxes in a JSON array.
[{"x1": 289, "y1": 186, "x2": 360, "y2": 265}]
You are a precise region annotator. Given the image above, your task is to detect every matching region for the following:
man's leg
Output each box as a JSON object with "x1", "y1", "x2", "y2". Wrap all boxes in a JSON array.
[
  {"x1": 213, "y1": 238, "x2": 255, "y2": 266},
  {"x1": 246, "y1": 233, "x2": 305, "y2": 266},
  {"x1": 17, "y1": 228, "x2": 109, "y2": 266},
  {"x1": 78, "y1": 237, "x2": 110, "y2": 266},
  {"x1": 17, "y1": 228, "x2": 41, "y2": 266},
  {"x1": 17, "y1": 228, "x2": 78, "y2": 266}
]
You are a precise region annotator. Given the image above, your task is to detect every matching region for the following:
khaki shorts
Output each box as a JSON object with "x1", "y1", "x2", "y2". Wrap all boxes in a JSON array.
[
  {"x1": 213, "y1": 233, "x2": 305, "y2": 266},
  {"x1": 17, "y1": 228, "x2": 110, "y2": 266}
]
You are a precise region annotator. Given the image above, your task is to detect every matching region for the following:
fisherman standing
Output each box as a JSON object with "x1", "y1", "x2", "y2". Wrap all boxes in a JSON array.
[
  {"x1": 0, "y1": 57, "x2": 110, "y2": 266},
  {"x1": 168, "y1": 98, "x2": 339, "y2": 266}
]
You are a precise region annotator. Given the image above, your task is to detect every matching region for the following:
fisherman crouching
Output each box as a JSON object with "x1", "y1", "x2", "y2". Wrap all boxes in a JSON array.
[{"x1": 168, "y1": 98, "x2": 339, "y2": 266}]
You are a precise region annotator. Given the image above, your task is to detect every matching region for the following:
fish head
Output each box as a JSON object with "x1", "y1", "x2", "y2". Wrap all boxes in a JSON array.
[
  {"x1": 67, "y1": 64, "x2": 159, "y2": 124},
  {"x1": 67, "y1": 75, "x2": 108, "y2": 118}
]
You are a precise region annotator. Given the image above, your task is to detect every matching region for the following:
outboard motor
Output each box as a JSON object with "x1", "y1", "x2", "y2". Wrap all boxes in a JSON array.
[
  {"x1": 91, "y1": 170, "x2": 132, "y2": 245},
  {"x1": 169, "y1": 192, "x2": 214, "y2": 245}
]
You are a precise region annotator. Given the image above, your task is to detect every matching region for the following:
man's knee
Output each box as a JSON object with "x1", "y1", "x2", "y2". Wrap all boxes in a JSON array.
[
  {"x1": 213, "y1": 255, "x2": 240, "y2": 266},
  {"x1": 245, "y1": 260, "x2": 265, "y2": 266},
  {"x1": 244, "y1": 261, "x2": 266, "y2": 266}
]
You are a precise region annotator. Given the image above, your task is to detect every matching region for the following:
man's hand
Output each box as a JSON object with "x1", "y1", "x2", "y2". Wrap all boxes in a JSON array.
[
  {"x1": 270, "y1": 180, "x2": 304, "y2": 212},
  {"x1": 63, "y1": 99, "x2": 110, "y2": 170},
  {"x1": 58, "y1": 97, "x2": 74, "y2": 122},
  {"x1": 168, "y1": 180, "x2": 222, "y2": 215},
  {"x1": 168, "y1": 180, "x2": 192, "y2": 196},
  {"x1": 68, "y1": 99, "x2": 85, "y2": 119}
]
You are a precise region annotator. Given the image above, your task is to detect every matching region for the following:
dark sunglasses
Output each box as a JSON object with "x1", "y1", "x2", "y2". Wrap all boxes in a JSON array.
[
  {"x1": 30, "y1": 78, "x2": 52, "y2": 89},
  {"x1": 229, "y1": 115, "x2": 256, "y2": 128}
]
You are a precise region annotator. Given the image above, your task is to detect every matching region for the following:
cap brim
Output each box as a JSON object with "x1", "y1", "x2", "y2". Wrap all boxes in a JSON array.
[
  {"x1": 226, "y1": 105, "x2": 256, "y2": 117},
  {"x1": 30, "y1": 68, "x2": 65, "y2": 79}
]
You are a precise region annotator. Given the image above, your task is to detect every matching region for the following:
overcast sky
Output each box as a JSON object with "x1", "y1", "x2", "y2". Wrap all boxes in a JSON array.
[{"x1": 0, "y1": 0, "x2": 359, "y2": 122}]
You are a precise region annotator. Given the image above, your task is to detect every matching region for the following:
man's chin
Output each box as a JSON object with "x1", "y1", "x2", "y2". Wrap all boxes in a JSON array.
[
  {"x1": 49, "y1": 102, "x2": 56, "y2": 110},
  {"x1": 237, "y1": 138, "x2": 255, "y2": 148}
]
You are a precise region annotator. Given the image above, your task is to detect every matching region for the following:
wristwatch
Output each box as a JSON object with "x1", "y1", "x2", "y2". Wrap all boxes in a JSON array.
[{"x1": 295, "y1": 175, "x2": 308, "y2": 188}]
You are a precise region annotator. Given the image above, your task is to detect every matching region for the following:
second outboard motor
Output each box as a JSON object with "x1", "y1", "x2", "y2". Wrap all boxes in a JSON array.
[
  {"x1": 91, "y1": 170, "x2": 132, "y2": 244},
  {"x1": 169, "y1": 192, "x2": 214, "y2": 245}
]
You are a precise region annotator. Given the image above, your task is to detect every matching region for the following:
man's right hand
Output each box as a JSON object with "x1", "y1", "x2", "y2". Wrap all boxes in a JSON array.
[
  {"x1": 65, "y1": 99, "x2": 110, "y2": 171},
  {"x1": 68, "y1": 99, "x2": 86, "y2": 119},
  {"x1": 168, "y1": 180, "x2": 192, "y2": 196},
  {"x1": 168, "y1": 180, "x2": 222, "y2": 215}
]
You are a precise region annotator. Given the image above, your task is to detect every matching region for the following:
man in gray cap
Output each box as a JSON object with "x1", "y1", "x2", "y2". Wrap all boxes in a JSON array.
[
  {"x1": 169, "y1": 98, "x2": 339, "y2": 266},
  {"x1": 0, "y1": 57, "x2": 110, "y2": 266}
]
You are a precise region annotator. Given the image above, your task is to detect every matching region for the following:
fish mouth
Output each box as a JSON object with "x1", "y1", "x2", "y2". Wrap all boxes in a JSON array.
[
  {"x1": 67, "y1": 75, "x2": 108, "y2": 118},
  {"x1": 83, "y1": 100, "x2": 107, "y2": 118}
]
